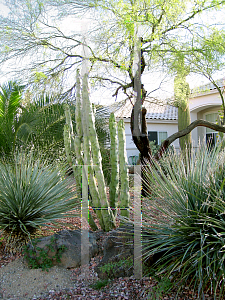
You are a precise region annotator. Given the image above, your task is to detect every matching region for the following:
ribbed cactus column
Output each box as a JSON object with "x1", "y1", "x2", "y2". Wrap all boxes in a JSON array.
[
  {"x1": 118, "y1": 119, "x2": 130, "y2": 219},
  {"x1": 82, "y1": 74, "x2": 116, "y2": 231},
  {"x1": 63, "y1": 93, "x2": 98, "y2": 231},
  {"x1": 63, "y1": 123, "x2": 72, "y2": 167},
  {"x1": 64, "y1": 103, "x2": 75, "y2": 175},
  {"x1": 109, "y1": 113, "x2": 119, "y2": 216},
  {"x1": 174, "y1": 71, "x2": 192, "y2": 152},
  {"x1": 64, "y1": 103, "x2": 82, "y2": 195},
  {"x1": 74, "y1": 70, "x2": 83, "y2": 197},
  {"x1": 81, "y1": 75, "x2": 105, "y2": 231}
]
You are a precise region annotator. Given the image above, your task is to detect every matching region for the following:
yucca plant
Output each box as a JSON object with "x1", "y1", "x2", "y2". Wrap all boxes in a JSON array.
[
  {"x1": 0, "y1": 151, "x2": 78, "y2": 253},
  {"x1": 140, "y1": 144, "x2": 225, "y2": 299}
]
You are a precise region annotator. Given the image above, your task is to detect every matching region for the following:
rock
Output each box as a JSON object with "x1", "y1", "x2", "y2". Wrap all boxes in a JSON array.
[
  {"x1": 25, "y1": 230, "x2": 99, "y2": 269},
  {"x1": 95, "y1": 224, "x2": 135, "y2": 279}
]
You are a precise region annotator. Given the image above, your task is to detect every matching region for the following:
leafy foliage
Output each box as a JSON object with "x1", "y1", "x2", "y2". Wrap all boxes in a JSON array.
[
  {"x1": 99, "y1": 256, "x2": 133, "y2": 278},
  {"x1": 0, "y1": 82, "x2": 67, "y2": 162},
  {"x1": 0, "y1": 151, "x2": 78, "y2": 253},
  {"x1": 23, "y1": 236, "x2": 67, "y2": 271},
  {"x1": 0, "y1": 81, "x2": 24, "y2": 155},
  {"x1": 90, "y1": 279, "x2": 109, "y2": 290},
  {"x1": 24, "y1": 94, "x2": 67, "y2": 163},
  {"x1": 147, "y1": 276, "x2": 173, "y2": 300},
  {"x1": 142, "y1": 144, "x2": 225, "y2": 299}
]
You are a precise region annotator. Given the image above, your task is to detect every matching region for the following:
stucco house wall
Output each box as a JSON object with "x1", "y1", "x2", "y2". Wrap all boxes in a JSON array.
[
  {"x1": 113, "y1": 78, "x2": 224, "y2": 162},
  {"x1": 190, "y1": 80, "x2": 223, "y2": 147},
  {"x1": 122, "y1": 119, "x2": 179, "y2": 160},
  {"x1": 114, "y1": 100, "x2": 179, "y2": 162}
]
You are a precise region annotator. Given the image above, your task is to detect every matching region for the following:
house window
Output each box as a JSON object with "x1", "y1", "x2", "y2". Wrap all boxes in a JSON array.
[
  {"x1": 148, "y1": 131, "x2": 167, "y2": 145},
  {"x1": 205, "y1": 113, "x2": 218, "y2": 148},
  {"x1": 158, "y1": 132, "x2": 168, "y2": 145}
]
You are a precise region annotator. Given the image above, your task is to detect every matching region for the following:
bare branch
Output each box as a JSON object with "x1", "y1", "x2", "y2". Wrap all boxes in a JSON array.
[{"x1": 155, "y1": 119, "x2": 225, "y2": 160}]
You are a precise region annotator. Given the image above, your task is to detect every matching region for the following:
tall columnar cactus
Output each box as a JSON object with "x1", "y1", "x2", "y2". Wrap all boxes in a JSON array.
[
  {"x1": 174, "y1": 69, "x2": 192, "y2": 151},
  {"x1": 109, "y1": 113, "x2": 119, "y2": 216},
  {"x1": 64, "y1": 88, "x2": 98, "y2": 231},
  {"x1": 81, "y1": 74, "x2": 105, "y2": 230},
  {"x1": 64, "y1": 103, "x2": 82, "y2": 197},
  {"x1": 63, "y1": 122, "x2": 73, "y2": 167},
  {"x1": 73, "y1": 69, "x2": 83, "y2": 197},
  {"x1": 82, "y1": 74, "x2": 116, "y2": 231},
  {"x1": 118, "y1": 119, "x2": 130, "y2": 219},
  {"x1": 64, "y1": 72, "x2": 129, "y2": 231}
]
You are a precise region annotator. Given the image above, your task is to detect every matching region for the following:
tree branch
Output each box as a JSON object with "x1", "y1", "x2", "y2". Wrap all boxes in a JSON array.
[{"x1": 155, "y1": 119, "x2": 225, "y2": 160}]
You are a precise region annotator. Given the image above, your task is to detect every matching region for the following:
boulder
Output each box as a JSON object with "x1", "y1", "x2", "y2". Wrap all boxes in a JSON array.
[
  {"x1": 95, "y1": 224, "x2": 135, "y2": 279},
  {"x1": 24, "y1": 225, "x2": 151, "y2": 277},
  {"x1": 25, "y1": 229, "x2": 99, "y2": 269}
]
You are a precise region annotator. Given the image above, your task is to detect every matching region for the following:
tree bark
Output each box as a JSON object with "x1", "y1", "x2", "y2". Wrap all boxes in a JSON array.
[{"x1": 155, "y1": 119, "x2": 225, "y2": 160}]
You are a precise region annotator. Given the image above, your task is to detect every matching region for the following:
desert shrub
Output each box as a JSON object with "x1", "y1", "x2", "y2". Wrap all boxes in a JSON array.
[
  {"x1": 142, "y1": 144, "x2": 225, "y2": 299},
  {"x1": 0, "y1": 151, "x2": 78, "y2": 253}
]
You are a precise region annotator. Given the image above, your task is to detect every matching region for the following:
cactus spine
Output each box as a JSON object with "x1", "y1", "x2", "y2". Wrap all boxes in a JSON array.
[
  {"x1": 118, "y1": 119, "x2": 130, "y2": 219},
  {"x1": 109, "y1": 113, "x2": 119, "y2": 216}
]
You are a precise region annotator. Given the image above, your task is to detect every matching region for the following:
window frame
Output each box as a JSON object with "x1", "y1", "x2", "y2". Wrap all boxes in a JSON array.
[
  {"x1": 148, "y1": 131, "x2": 168, "y2": 145},
  {"x1": 204, "y1": 111, "x2": 219, "y2": 147}
]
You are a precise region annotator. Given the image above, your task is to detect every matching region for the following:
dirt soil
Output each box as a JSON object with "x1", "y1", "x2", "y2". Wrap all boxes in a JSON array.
[
  {"x1": 0, "y1": 195, "x2": 220, "y2": 300},
  {"x1": 0, "y1": 219, "x2": 154, "y2": 300}
]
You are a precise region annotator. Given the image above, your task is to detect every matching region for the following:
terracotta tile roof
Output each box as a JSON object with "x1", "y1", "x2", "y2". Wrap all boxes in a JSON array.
[
  {"x1": 114, "y1": 99, "x2": 178, "y2": 120},
  {"x1": 190, "y1": 77, "x2": 225, "y2": 97}
]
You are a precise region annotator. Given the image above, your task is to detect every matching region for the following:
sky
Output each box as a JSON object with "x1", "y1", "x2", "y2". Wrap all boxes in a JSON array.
[{"x1": 0, "y1": 1, "x2": 224, "y2": 105}]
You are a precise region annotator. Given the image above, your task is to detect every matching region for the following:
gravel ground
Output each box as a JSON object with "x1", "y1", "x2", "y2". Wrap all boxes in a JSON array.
[
  {"x1": 0, "y1": 192, "x2": 221, "y2": 300},
  {"x1": 0, "y1": 253, "x2": 207, "y2": 300},
  {"x1": 0, "y1": 232, "x2": 154, "y2": 300},
  {"x1": 0, "y1": 234, "x2": 218, "y2": 300}
]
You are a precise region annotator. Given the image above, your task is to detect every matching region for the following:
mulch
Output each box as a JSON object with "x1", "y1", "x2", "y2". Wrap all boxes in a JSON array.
[
  {"x1": 0, "y1": 219, "x2": 219, "y2": 300},
  {"x1": 0, "y1": 195, "x2": 222, "y2": 299}
]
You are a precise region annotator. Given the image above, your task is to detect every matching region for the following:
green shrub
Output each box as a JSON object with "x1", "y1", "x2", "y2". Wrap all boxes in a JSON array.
[
  {"x1": 99, "y1": 256, "x2": 133, "y2": 279},
  {"x1": 0, "y1": 151, "x2": 78, "y2": 253},
  {"x1": 90, "y1": 279, "x2": 109, "y2": 290},
  {"x1": 142, "y1": 144, "x2": 225, "y2": 299},
  {"x1": 23, "y1": 236, "x2": 67, "y2": 271},
  {"x1": 147, "y1": 276, "x2": 173, "y2": 300}
]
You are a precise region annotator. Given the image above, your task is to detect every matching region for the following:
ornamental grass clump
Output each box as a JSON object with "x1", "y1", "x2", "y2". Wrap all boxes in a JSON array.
[
  {"x1": 0, "y1": 152, "x2": 78, "y2": 253},
  {"x1": 142, "y1": 144, "x2": 225, "y2": 299}
]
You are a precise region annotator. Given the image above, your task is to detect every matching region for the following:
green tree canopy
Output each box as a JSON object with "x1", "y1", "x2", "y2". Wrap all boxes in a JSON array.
[{"x1": 1, "y1": 0, "x2": 225, "y2": 160}]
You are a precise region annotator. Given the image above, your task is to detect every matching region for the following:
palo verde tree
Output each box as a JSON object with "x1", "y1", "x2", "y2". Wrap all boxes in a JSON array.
[
  {"x1": 187, "y1": 30, "x2": 225, "y2": 122},
  {"x1": 165, "y1": 29, "x2": 225, "y2": 148},
  {"x1": 1, "y1": 0, "x2": 225, "y2": 164}
]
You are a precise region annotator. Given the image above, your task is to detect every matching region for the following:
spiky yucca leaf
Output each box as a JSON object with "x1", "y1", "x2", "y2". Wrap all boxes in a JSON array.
[
  {"x1": 141, "y1": 144, "x2": 225, "y2": 299},
  {"x1": 0, "y1": 152, "x2": 78, "y2": 253}
]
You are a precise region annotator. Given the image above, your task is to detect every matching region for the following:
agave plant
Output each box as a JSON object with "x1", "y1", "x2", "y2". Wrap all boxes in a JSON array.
[
  {"x1": 141, "y1": 144, "x2": 225, "y2": 299},
  {"x1": 0, "y1": 151, "x2": 78, "y2": 253}
]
